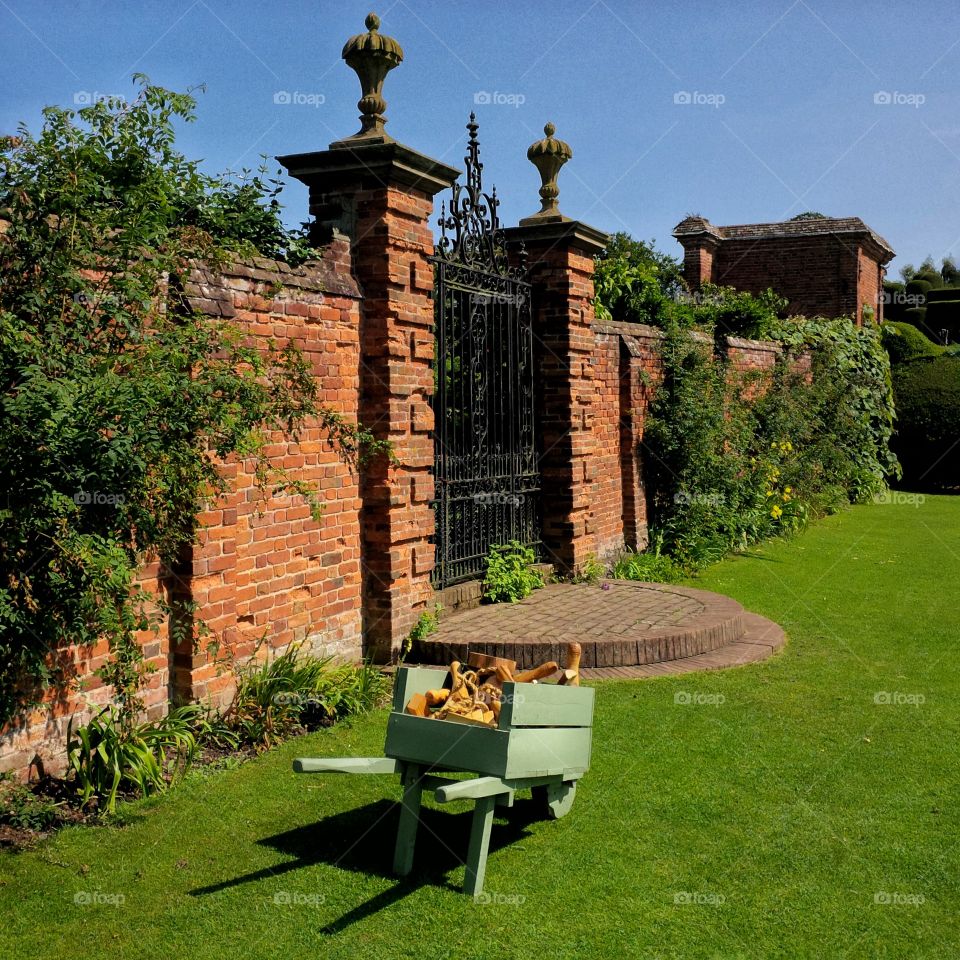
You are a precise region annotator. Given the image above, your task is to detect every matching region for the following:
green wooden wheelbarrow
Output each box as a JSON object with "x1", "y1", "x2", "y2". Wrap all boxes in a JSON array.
[{"x1": 293, "y1": 664, "x2": 595, "y2": 896}]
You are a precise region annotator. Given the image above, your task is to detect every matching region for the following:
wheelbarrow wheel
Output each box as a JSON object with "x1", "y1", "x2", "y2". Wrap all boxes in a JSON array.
[{"x1": 532, "y1": 781, "x2": 577, "y2": 820}]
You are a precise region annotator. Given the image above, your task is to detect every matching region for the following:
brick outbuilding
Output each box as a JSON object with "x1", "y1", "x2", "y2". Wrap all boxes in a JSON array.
[{"x1": 673, "y1": 216, "x2": 895, "y2": 324}]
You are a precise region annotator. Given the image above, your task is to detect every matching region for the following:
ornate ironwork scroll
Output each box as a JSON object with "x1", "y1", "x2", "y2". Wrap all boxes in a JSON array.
[{"x1": 430, "y1": 116, "x2": 540, "y2": 588}]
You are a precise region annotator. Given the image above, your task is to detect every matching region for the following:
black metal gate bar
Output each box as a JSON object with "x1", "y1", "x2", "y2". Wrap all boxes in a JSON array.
[{"x1": 430, "y1": 115, "x2": 540, "y2": 588}]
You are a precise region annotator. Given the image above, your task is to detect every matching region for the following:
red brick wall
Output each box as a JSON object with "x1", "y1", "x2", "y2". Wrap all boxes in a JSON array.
[
  {"x1": 0, "y1": 239, "x2": 365, "y2": 776},
  {"x1": 681, "y1": 235, "x2": 883, "y2": 325},
  {"x1": 173, "y1": 242, "x2": 364, "y2": 708},
  {"x1": 584, "y1": 322, "x2": 795, "y2": 563}
]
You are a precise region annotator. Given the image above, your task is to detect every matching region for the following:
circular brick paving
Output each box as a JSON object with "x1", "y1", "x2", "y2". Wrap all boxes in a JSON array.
[{"x1": 411, "y1": 579, "x2": 784, "y2": 672}]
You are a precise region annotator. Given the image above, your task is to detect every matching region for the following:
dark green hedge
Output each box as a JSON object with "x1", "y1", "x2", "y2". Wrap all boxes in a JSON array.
[
  {"x1": 881, "y1": 322, "x2": 941, "y2": 365},
  {"x1": 892, "y1": 355, "x2": 960, "y2": 488}
]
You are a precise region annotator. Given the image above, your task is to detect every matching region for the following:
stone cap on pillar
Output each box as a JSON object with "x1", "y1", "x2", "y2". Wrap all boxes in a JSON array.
[
  {"x1": 278, "y1": 141, "x2": 459, "y2": 199},
  {"x1": 278, "y1": 143, "x2": 460, "y2": 234},
  {"x1": 504, "y1": 218, "x2": 609, "y2": 258}
]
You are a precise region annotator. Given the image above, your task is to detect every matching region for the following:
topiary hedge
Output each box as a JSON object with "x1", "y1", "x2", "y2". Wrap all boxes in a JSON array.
[
  {"x1": 891, "y1": 355, "x2": 960, "y2": 488},
  {"x1": 881, "y1": 322, "x2": 942, "y2": 365}
]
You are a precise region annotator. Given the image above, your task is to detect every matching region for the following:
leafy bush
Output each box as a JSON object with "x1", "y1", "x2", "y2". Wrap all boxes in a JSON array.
[
  {"x1": 0, "y1": 79, "x2": 383, "y2": 723},
  {"x1": 400, "y1": 604, "x2": 442, "y2": 661},
  {"x1": 593, "y1": 233, "x2": 684, "y2": 327},
  {"x1": 67, "y1": 705, "x2": 200, "y2": 814},
  {"x1": 673, "y1": 285, "x2": 787, "y2": 338},
  {"x1": 0, "y1": 773, "x2": 62, "y2": 831},
  {"x1": 593, "y1": 232, "x2": 787, "y2": 336},
  {"x1": 642, "y1": 315, "x2": 898, "y2": 569},
  {"x1": 483, "y1": 541, "x2": 545, "y2": 603},
  {"x1": 225, "y1": 644, "x2": 390, "y2": 749},
  {"x1": 891, "y1": 355, "x2": 960, "y2": 489},
  {"x1": 612, "y1": 543, "x2": 684, "y2": 583},
  {"x1": 882, "y1": 322, "x2": 942, "y2": 365},
  {"x1": 572, "y1": 554, "x2": 606, "y2": 584}
]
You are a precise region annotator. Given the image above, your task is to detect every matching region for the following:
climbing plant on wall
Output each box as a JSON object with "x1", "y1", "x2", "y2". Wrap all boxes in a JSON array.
[{"x1": 0, "y1": 80, "x2": 382, "y2": 725}]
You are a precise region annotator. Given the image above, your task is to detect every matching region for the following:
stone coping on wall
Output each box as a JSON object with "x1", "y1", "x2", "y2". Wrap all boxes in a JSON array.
[{"x1": 592, "y1": 319, "x2": 786, "y2": 355}]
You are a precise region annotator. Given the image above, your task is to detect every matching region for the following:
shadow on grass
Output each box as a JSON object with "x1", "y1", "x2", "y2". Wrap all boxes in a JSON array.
[{"x1": 190, "y1": 796, "x2": 542, "y2": 933}]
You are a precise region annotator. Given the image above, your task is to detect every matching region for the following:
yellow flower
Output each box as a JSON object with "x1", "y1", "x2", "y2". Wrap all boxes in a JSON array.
[
  {"x1": 784, "y1": 485, "x2": 792, "y2": 494},
  {"x1": 771, "y1": 504, "x2": 783, "y2": 519}
]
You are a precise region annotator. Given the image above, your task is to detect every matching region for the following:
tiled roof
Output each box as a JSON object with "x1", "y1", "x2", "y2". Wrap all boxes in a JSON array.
[{"x1": 673, "y1": 216, "x2": 894, "y2": 257}]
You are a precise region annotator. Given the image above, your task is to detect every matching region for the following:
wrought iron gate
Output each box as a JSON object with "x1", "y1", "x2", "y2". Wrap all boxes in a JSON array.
[{"x1": 431, "y1": 116, "x2": 540, "y2": 588}]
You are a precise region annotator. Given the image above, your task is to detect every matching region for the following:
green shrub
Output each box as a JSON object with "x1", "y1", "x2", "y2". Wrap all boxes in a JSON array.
[
  {"x1": 400, "y1": 604, "x2": 442, "y2": 661},
  {"x1": 642, "y1": 315, "x2": 897, "y2": 568},
  {"x1": 0, "y1": 79, "x2": 386, "y2": 725},
  {"x1": 0, "y1": 774, "x2": 62, "y2": 831},
  {"x1": 572, "y1": 553, "x2": 606, "y2": 584},
  {"x1": 612, "y1": 545, "x2": 684, "y2": 583},
  {"x1": 483, "y1": 540, "x2": 545, "y2": 603},
  {"x1": 906, "y1": 279, "x2": 933, "y2": 299},
  {"x1": 882, "y1": 322, "x2": 942, "y2": 364},
  {"x1": 67, "y1": 705, "x2": 200, "y2": 814},
  {"x1": 226, "y1": 644, "x2": 389, "y2": 748},
  {"x1": 892, "y1": 355, "x2": 960, "y2": 488}
]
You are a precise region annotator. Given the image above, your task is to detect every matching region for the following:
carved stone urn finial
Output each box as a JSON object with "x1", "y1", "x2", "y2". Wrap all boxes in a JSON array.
[
  {"x1": 340, "y1": 12, "x2": 404, "y2": 143},
  {"x1": 522, "y1": 121, "x2": 573, "y2": 223}
]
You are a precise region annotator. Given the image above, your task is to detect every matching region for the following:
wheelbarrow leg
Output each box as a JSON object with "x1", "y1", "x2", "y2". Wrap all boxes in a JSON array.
[
  {"x1": 463, "y1": 795, "x2": 496, "y2": 897},
  {"x1": 393, "y1": 762, "x2": 424, "y2": 877}
]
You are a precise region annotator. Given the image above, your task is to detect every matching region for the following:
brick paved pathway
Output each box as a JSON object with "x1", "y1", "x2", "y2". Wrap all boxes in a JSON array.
[{"x1": 412, "y1": 580, "x2": 785, "y2": 676}]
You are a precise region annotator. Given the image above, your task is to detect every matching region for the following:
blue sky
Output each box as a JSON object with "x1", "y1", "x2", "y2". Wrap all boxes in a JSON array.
[{"x1": 3, "y1": 0, "x2": 960, "y2": 275}]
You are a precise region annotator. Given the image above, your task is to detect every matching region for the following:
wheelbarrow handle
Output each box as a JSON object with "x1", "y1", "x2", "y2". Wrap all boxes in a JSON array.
[{"x1": 292, "y1": 757, "x2": 400, "y2": 774}]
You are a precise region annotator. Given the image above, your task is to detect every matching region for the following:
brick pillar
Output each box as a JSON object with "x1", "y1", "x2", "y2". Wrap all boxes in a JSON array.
[
  {"x1": 505, "y1": 220, "x2": 608, "y2": 576},
  {"x1": 279, "y1": 142, "x2": 458, "y2": 660},
  {"x1": 676, "y1": 235, "x2": 719, "y2": 291}
]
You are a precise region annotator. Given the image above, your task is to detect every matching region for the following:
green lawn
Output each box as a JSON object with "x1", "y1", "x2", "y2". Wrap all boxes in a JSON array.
[{"x1": 3, "y1": 498, "x2": 960, "y2": 959}]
